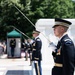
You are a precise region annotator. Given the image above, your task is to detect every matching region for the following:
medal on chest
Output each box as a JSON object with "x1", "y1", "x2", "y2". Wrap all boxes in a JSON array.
[{"x1": 56, "y1": 46, "x2": 62, "y2": 55}]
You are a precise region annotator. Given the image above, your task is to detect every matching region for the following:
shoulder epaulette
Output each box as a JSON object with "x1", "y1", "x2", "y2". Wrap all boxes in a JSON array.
[
  {"x1": 64, "y1": 39, "x2": 72, "y2": 45},
  {"x1": 36, "y1": 38, "x2": 41, "y2": 41},
  {"x1": 64, "y1": 39, "x2": 71, "y2": 42}
]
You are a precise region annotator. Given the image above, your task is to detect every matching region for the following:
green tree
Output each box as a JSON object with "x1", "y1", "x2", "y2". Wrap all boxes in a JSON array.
[
  {"x1": 0, "y1": 0, "x2": 74, "y2": 40},
  {"x1": 72, "y1": 0, "x2": 75, "y2": 18},
  {"x1": 46, "y1": 0, "x2": 74, "y2": 18},
  {"x1": 0, "y1": 0, "x2": 20, "y2": 40}
]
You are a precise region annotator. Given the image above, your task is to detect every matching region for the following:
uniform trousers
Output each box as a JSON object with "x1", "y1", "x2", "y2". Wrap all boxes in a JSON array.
[
  {"x1": 52, "y1": 66, "x2": 63, "y2": 75},
  {"x1": 11, "y1": 47, "x2": 15, "y2": 57},
  {"x1": 34, "y1": 61, "x2": 42, "y2": 75}
]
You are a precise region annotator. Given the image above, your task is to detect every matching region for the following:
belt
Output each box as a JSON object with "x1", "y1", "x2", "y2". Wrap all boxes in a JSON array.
[
  {"x1": 33, "y1": 49, "x2": 36, "y2": 51},
  {"x1": 34, "y1": 57, "x2": 39, "y2": 60},
  {"x1": 55, "y1": 63, "x2": 63, "y2": 67}
]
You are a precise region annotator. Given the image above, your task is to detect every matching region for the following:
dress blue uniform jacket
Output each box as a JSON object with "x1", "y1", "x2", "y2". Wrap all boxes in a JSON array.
[
  {"x1": 52, "y1": 34, "x2": 75, "y2": 75},
  {"x1": 10, "y1": 39, "x2": 16, "y2": 48},
  {"x1": 32, "y1": 37, "x2": 42, "y2": 61}
]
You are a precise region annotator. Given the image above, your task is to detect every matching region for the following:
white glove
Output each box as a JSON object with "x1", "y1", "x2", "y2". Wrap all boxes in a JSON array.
[
  {"x1": 49, "y1": 42, "x2": 57, "y2": 51},
  {"x1": 34, "y1": 61, "x2": 38, "y2": 63}
]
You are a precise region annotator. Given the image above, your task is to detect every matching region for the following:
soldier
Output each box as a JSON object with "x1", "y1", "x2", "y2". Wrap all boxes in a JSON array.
[
  {"x1": 27, "y1": 39, "x2": 33, "y2": 66},
  {"x1": 32, "y1": 30, "x2": 42, "y2": 75},
  {"x1": 23, "y1": 39, "x2": 28, "y2": 61},
  {"x1": 10, "y1": 38, "x2": 16, "y2": 58},
  {"x1": 50, "y1": 18, "x2": 75, "y2": 75},
  {"x1": 0, "y1": 42, "x2": 4, "y2": 57}
]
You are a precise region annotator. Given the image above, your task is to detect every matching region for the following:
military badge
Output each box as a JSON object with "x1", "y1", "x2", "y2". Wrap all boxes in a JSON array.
[{"x1": 56, "y1": 46, "x2": 62, "y2": 55}]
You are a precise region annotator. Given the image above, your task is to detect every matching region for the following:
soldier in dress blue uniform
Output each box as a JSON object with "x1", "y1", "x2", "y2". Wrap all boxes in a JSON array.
[
  {"x1": 10, "y1": 38, "x2": 16, "y2": 58},
  {"x1": 32, "y1": 30, "x2": 42, "y2": 75},
  {"x1": 23, "y1": 39, "x2": 28, "y2": 61},
  {"x1": 27, "y1": 39, "x2": 33, "y2": 66},
  {"x1": 50, "y1": 18, "x2": 75, "y2": 75}
]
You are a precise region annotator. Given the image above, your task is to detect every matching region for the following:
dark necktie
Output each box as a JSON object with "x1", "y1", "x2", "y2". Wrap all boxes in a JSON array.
[{"x1": 57, "y1": 41, "x2": 61, "y2": 49}]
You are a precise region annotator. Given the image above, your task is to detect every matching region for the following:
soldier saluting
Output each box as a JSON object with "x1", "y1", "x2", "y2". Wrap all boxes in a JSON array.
[
  {"x1": 32, "y1": 30, "x2": 42, "y2": 75},
  {"x1": 50, "y1": 18, "x2": 75, "y2": 75}
]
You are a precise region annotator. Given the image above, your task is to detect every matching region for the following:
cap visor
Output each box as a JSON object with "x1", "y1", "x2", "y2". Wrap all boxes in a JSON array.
[{"x1": 52, "y1": 25, "x2": 60, "y2": 28}]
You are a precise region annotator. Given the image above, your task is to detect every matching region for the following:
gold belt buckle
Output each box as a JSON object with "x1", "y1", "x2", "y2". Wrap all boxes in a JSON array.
[
  {"x1": 55, "y1": 63, "x2": 63, "y2": 67},
  {"x1": 33, "y1": 49, "x2": 36, "y2": 51}
]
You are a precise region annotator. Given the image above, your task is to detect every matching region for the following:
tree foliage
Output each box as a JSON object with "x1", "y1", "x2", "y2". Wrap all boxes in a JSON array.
[{"x1": 0, "y1": 0, "x2": 74, "y2": 40}]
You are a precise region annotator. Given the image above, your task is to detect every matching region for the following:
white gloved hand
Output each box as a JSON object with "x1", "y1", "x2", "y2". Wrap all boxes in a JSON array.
[
  {"x1": 34, "y1": 61, "x2": 38, "y2": 63},
  {"x1": 49, "y1": 42, "x2": 57, "y2": 51}
]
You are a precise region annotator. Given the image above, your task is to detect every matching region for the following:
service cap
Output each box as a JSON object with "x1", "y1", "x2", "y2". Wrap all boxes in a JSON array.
[
  {"x1": 52, "y1": 18, "x2": 72, "y2": 28},
  {"x1": 32, "y1": 30, "x2": 40, "y2": 34}
]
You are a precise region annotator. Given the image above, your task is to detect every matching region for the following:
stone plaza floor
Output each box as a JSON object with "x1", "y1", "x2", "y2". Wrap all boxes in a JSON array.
[
  {"x1": 0, "y1": 54, "x2": 75, "y2": 75},
  {"x1": 0, "y1": 54, "x2": 52, "y2": 75},
  {"x1": 0, "y1": 54, "x2": 32, "y2": 75}
]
